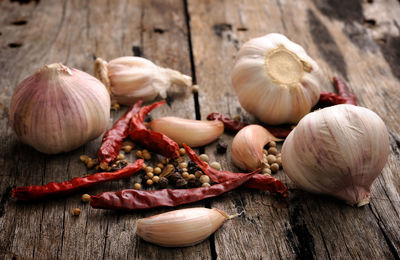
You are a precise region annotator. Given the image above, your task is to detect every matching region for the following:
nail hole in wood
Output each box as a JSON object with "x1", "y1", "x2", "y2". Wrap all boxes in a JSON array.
[
  {"x1": 8, "y1": 42, "x2": 22, "y2": 48},
  {"x1": 364, "y1": 19, "x2": 376, "y2": 26},
  {"x1": 132, "y1": 45, "x2": 142, "y2": 57},
  {"x1": 237, "y1": 27, "x2": 248, "y2": 31},
  {"x1": 153, "y1": 28, "x2": 165, "y2": 34},
  {"x1": 11, "y1": 20, "x2": 27, "y2": 26},
  {"x1": 10, "y1": 0, "x2": 39, "y2": 4}
]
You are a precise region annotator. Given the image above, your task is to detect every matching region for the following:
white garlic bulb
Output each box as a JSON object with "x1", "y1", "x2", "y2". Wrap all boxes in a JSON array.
[
  {"x1": 232, "y1": 33, "x2": 325, "y2": 125},
  {"x1": 10, "y1": 63, "x2": 110, "y2": 154},
  {"x1": 281, "y1": 104, "x2": 390, "y2": 206},
  {"x1": 95, "y1": 56, "x2": 192, "y2": 105}
]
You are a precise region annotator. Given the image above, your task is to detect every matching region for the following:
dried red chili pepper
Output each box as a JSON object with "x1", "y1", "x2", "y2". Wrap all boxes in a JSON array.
[
  {"x1": 129, "y1": 129, "x2": 180, "y2": 158},
  {"x1": 11, "y1": 159, "x2": 144, "y2": 201},
  {"x1": 206, "y1": 112, "x2": 291, "y2": 138},
  {"x1": 317, "y1": 77, "x2": 357, "y2": 107},
  {"x1": 90, "y1": 171, "x2": 255, "y2": 210},
  {"x1": 98, "y1": 100, "x2": 143, "y2": 169},
  {"x1": 130, "y1": 100, "x2": 166, "y2": 130},
  {"x1": 183, "y1": 144, "x2": 288, "y2": 197}
]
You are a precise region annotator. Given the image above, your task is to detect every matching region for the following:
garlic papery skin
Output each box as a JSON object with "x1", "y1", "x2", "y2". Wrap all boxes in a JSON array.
[
  {"x1": 148, "y1": 117, "x2": 224, "y2": 147},
  {"x1": 10, "y1": 63, "x2": 110, "y2": 154},
  {"x1": 231, "y1": 124, "x2": 281, "y2": 171},
  {"x1": 232, "y1": 33, "x2": 325, "y2": 125},
  {"x1": 136, "y1": 207, "x2": 231, "y2": 247},
  {"x1": 95, "y1": 56, "x2": 192, "y2": 105},
  {"x1": 281, "y1": 104, "x2": 390, "y2": 206}
]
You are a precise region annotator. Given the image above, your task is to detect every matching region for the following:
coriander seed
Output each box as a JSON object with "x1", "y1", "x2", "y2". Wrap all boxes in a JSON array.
[
  {"x1": 195, "y1": 171, "x2": 203, "y2": 178},
  {"x1": 145, "y1": 166, "x2": 154, "y2": 173},
  {"x1": 80, "y1": 155, "x2": 89, "y2": 163},
  {"x1": 268, "y1": 147, "x2": 278, "y2": 155},
  {"x1": 179, "y1": 148, "x2": 186, "y2": 156},
  {"x1": 146, "y1": 172, "x2": 154, "y2": 178},
  {"x1": 152, "y1": 176, "x2": 160, "y2": 183},
  {"x1": 154, "y1": 167, "x2": 162, "y2": 174},
  {"x1": 146, "y1": 179, "x2": 154, "y2": 186},
  {"x1": 81, "y1": 194, "x2": 91, "y2": 203},
  {"x1": 210, "y1": 162, "x2": 221, "y2": 171},
  {"x1": 266, "y1": 154, "x2": 276, "y2": 164},
  {"x1": 269, "y1": 141, "x2": 277, "y2": 147},
  {"x1": 199, "y1": 154, "x2": 209, "y2": 162},
  {"x1": 270, "y1": 163, "x2": 279, "y2": 173},
  {"x1": 179, "y1": 162, "x2": 188, "y2": 169},
  {"x1": 117, "y1": 153, "x2": 125, "y2": 160},
  {"x1": 199, "y1": 175, "x2": 210, "y2": 184},
  {"x1": 202, "y1": 183, "x2": 211, "y2": 187},
  {"x1": 182, "y1": 172, "x2": 190, "y2": 178},
  {"x1": 71, "y1": 208, "x2": 81, "y2": 216},
  {"x1": 134, "y1": 183, "x2": 142, "y2": 190}
]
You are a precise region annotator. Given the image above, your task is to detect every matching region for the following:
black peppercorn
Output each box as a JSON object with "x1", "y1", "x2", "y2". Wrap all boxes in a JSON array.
[
  {"x1": 188, "y1": 161, "x2": 196, "y2": 168},
  {"x1": 187, "y1": 178, "x2": 201, "y2": 188},
  {"x1": 158, "y1": 177, "x2": 168, "y2": 188},
  {"x1": 216, "y1": 141, "x2": 228, "y2": 154},
  {"x1": 169, "y1": 172, "x2": 182, "y2": 183},
  {"x1": 175, "y1": 178, "x2": 187, "y2": 188}
]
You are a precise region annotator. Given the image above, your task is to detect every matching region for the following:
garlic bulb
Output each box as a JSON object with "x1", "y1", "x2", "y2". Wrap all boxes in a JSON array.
[
  {"x1": 231, "y1": 125, "x2": 280, "y2": 171},
  {"x1": 232, "y1": 33, "x2": 325, "y2": 125},
  {"x1": 136, "y1": 207, "x2": 233, "y2": 247},
  {"x1": 95, "y1": 56, "x2": 192, "y2": 105},
  {"x1": 281, "y1": 104, "x2": 389, "y2": 206},
  {"x1": 10, "y1": 63, "x2": 110, "y2": 154},
  {"x1": 148, "y1": 117, "x2": 224, "y2": 147}
]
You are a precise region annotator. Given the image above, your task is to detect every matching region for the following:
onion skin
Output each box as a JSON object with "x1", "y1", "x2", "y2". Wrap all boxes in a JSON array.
[
  {"x1": 281, "y1": 104, "x2": 390, "y2": 206},
  {"x1": 10, "y1": 63, "x2": 110, "y2": 154}
]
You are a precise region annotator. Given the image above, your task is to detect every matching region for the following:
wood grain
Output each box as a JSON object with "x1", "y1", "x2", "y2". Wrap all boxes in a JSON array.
[{"x1": 0, "y1": 0, "x2": 399, "y2": 259}]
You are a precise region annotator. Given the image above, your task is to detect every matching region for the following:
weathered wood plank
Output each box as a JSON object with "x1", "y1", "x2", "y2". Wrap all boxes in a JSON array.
[
  {"x1": 188, "y1": 0, "x2": 400, "y2": 259},
  {"x1": 0, "y1": 0, "x2": 203, "y2": 259}
]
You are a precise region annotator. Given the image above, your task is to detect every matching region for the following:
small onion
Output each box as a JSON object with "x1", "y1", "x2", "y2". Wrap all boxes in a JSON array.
[
  {"x1": 282, "y1": 104, "x2": 390, "y2": 206},
  {"x1": 10, "y1": 63, "x2": 110, "y2": 154}
]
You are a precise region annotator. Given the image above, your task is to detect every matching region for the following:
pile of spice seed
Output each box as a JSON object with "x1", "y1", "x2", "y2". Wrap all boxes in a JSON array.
[
  {"x1": 79, "y1": 143, "x2": 220, "y2": 190},
  {"x1": 261, "y1": 141, "x2": 282, "y2": 175},
  {"x1": 135, "y1": 147, "x2": 215, "y2": 190}
]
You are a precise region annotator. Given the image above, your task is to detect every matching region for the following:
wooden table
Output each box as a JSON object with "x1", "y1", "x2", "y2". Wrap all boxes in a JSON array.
[{"x1": 1, "y1": 0, "x2": 399, "y2": 259}]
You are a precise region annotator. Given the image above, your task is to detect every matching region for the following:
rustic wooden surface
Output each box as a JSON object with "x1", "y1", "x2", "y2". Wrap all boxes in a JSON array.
[{"x1": 0, "y1": 0, "x2": 399, "y2": 259}]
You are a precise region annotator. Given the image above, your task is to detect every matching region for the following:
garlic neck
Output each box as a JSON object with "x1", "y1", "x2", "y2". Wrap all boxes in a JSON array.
[
  {"x1": 163, "y1": 68, "x2": 192, "y2": 88},
  {"x1": 264, "y1": 45, "x2": 310, "y2": 87},
  {"x1": 41, "y1": 63, "x2": 72, "y2": 76}
]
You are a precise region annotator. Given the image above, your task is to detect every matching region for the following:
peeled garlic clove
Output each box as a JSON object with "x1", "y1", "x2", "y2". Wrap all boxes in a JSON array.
[
  {"x1": 136, "y1": 207, "x2": 230, "y2": 247},
  {"x1": 10, "y1": 63, "x2": 110, "y2": 154},
  {"x1": 281, "y1": 104, "x2": 390, "y2": 206},
  {"x1": 95, "y1": 56, "x2": 192, "y2": 105},
  {"x1": 148, "y1": 117, "x2": 224, "y2": 147},
  {"x1": 231, "y1": 125, "x2": 281, "y2": 171},
  {"x1": 232, "y1": 33, "x2": 325, "y2": 125}
]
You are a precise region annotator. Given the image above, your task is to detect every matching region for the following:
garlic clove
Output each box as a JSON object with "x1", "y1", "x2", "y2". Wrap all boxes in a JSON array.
[
  {"x1": 10, "y1": 63, "x2": 110, "y2": 154},
  {"x1": 281, "y1": 104, "x2": 390, "y2": 206},
  {"x1": 231, "y1": 124, "x2": 281, "y2": 171},
  {"x1": 94, "y1": 56, "x2": 192, "y2": 105},
  {"x1": 136, "y1": 207, "x2": 229, "y2": 247},
  {"x1": 232, "y1": 33, "x2": 325, "y2": 125},
  {"x1": 148, "y1": 117, "x2": 224, "y2": 147}
]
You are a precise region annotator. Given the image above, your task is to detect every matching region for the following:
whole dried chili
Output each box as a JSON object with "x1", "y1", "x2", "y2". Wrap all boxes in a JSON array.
[
  {"x1": 317, "y1": 77, "x2": 357, "y2": 108},
  {"x1": 206, "y1": 112, "x2": 292, "y2": 139},
  {"x1": 128, "y1": 100, "x2": 180, "y2": 158},
  {"x1": 130, "y1": 100, "x2": 166, "y2": 130},
  {"x1": 129, "y1": 129, "x2": 180, "y2": 158},
  {"x1": 90, "y1": 172, "x2": 255, "y2": 210},
  {"x1": 11, "y1": 159, "x2": 144, "y2": 201},
  {"x1": 183, "y1": 144, "x2": 288, "y2": 197},
  {"x1": 98, "y1": 100, "x2": 143, "y2": 169}
]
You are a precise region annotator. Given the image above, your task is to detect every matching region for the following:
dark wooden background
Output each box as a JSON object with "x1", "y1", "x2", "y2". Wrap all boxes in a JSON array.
[{"x1": 1, "y1": 0, "x2": 399, "y2": 259}]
